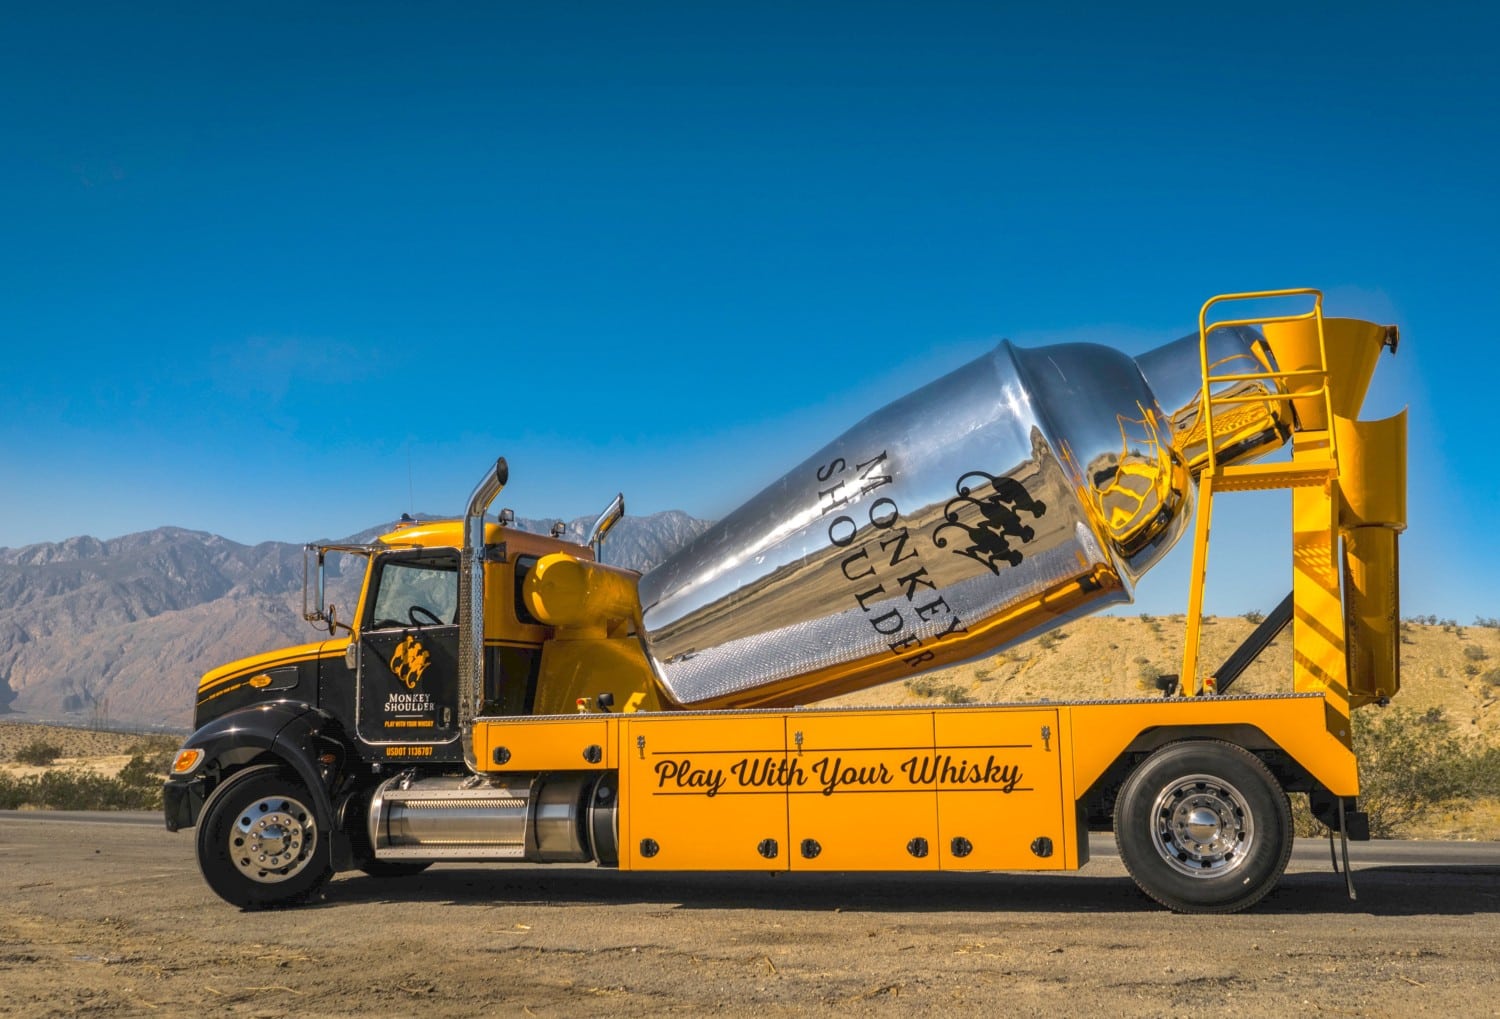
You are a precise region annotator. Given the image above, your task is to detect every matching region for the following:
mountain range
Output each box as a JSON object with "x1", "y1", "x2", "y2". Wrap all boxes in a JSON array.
[{"x1": 0, "y1": 512, "x2": 711, "y2": 729}]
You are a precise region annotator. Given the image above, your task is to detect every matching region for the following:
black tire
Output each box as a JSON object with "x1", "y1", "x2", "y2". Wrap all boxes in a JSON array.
[
  {"x1": 196, "y1": 765, "x2": 333, "y2": 909},
  {"x1": 357, "y1": 860, "x2": 432, "y2": 879},
  {"x1": 1114, "y1": 740, "x2": 1292, "y2": 914}
]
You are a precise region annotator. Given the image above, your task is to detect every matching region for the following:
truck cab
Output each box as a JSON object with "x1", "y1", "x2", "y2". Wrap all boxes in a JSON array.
[{"x1": 163, "y1": 514, "x2": 630, "y2": 884}]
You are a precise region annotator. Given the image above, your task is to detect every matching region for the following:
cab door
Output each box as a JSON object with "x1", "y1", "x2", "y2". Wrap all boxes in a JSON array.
[{"x1": 355, "y1": 550, "x2": 462, "y2": 758}]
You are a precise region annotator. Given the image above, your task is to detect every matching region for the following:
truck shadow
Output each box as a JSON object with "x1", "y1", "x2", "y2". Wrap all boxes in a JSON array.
[{"x1": 321, "y1": 865, "x2": 1500, "y2": 918}]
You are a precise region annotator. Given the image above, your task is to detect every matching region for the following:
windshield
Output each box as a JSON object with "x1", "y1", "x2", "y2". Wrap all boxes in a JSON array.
[{"x1": 368, "y1": 554, "x2": 459, "y2": 628}]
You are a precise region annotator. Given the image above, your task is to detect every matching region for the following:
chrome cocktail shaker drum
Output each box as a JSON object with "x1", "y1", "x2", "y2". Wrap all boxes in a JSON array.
[{"x1": 636, "y1": 329, "x2": 1283, "y2": 709}]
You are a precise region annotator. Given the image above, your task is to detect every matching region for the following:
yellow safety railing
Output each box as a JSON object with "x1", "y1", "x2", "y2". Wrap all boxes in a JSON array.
[
  {"x1": 1179, "y1": 288, "x2": 1337, "y2": 696},
  {"x1": 1197, "y1": 288, "x2": 1337, "y2": 476}
]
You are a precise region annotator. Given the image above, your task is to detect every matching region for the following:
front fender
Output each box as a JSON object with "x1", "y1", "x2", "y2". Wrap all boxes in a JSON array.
[{"x1": 163, "y1": 700, "x2": 337, "y2": 832}]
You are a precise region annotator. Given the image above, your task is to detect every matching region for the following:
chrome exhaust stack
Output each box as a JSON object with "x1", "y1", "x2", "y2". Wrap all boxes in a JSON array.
[
  {"x1": 458, "y1": 457, "x2": 508, "y2": 770},
  {"x1": 587, "y1": 492, "x2": 626, "y2": 562}
]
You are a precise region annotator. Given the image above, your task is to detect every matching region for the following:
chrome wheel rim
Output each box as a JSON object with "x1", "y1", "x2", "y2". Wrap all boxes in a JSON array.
[
  {"x1": 1149, "y1": 773, "x2": 1254, "y2": 878},
  {"x1": 228, "y1": 795, "x2": 317, "y2": 884}
]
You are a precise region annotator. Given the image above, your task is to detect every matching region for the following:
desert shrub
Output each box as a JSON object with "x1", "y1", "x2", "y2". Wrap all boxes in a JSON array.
[
  {"x1": 12, "y1": 739, "x2": 65, "y2": 766},
  {"x1": 118, "y1": 747, "x2": 173, "y2": 787},
  {"x1": 906, "y1": 677, "x2": 972, "y2": 703},
  {"x1": 1354, "y1": 707, "x2": 1474, "y2": 837},
  {"x1": 905, "y1": 677, "x2": 940, "y2": 698},
  {"x1": 973, "y1": 667, "x2": 994, "y2": 683},
  {"x1": 1475, "y1": 616, "x2": 1500, "y2": 629},
  {"x1": 0, "y1": 774, "x2": 23, "y2": 809},
  {"x1": 1464, "y1": 663, "x2": 1481, "y2": 678},
  {"x1": 0, "y1": 733, "x2": 174, "y2": 811},
  {"x1": 1466, "y1": 745, "x2": 1500, "y2": 797},
  {"x1": 0, "y1": 770, "x2": 159, "y2": 811},
  {"x1": 1036, "y1": 632, "x2": 1062, "y2": 651},
  {"x1": 1289, "y1": 793, "x2": 1324, "y2": 838},
  {"x1": 1134, "y1": 662, "x2": 1175, "y2": 695},
  {"x1": 1463, "y1": 644, "x2": 1489, "y2": 662},
  {"x1": 1482, "y1": 668, "x2": 1500, "y2": 688},
  {"x1": 1242, "y1": 609, "x2": 1265, "y2": 624}
]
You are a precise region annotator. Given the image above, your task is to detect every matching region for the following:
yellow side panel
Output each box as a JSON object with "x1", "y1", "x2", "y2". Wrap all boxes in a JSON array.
[
  {"x1": 471, "y1": 717, "x2": 613, "y2": 772},
  {"x1": 932, "y1": 709, "x2": 1067, "y2": 871},
  {"x1": 786, "y1": 712, "x2": 938, "y2": 872},
  {"x1": 1066, "y1": 697, "x2": 1359, "y2": 797},
  {"x1": 621, "y1": 714, "x2": 789, "y2": 871}
]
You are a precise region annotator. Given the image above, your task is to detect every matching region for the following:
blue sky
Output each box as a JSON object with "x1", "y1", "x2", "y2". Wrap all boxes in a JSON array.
[{"x1": 1, "y1": 3, "x2": 1495, "y2": 620}]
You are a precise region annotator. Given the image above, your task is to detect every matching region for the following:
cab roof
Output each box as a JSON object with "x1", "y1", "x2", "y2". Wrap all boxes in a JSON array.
[{"x1": 377, "y1": 519, "x2": 594, "y2": 560}]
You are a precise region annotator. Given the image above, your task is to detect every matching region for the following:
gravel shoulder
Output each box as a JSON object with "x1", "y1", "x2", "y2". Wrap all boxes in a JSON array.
[{"x1": 3, "y1": 816, "x2": 1499, "y2": 1017}]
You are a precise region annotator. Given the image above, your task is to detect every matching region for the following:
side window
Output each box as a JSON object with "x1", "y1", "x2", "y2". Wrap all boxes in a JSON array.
[
  {"x1": 513, "y1": 555, "x2": 541, "y2": 625},
  {"x1": 369, "y1": 555, "x2": 459, "y2": 628}
]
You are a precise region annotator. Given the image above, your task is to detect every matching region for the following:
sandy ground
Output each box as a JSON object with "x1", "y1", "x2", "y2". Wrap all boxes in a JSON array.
[{"x1": 2, "y1": 815, "x2": 1499, "y2": 1018}]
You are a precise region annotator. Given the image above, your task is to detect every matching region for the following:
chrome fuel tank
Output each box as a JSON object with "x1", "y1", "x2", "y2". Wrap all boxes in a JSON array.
[{"x1": 636, "y1": 330, "x2": 1283, "y2": 709}]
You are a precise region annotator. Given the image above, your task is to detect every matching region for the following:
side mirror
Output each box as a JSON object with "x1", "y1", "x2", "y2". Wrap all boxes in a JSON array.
[
  {"x1": 323, "y1": 602, "x2": 353, "y2": 636},
  {"x1": 302, "y1": 543, "x2": 370, "y2": 635}
]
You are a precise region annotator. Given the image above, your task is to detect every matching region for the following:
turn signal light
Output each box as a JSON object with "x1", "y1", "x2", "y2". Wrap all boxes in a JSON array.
[{"x1": 170, "y1": 749, "x2": 204, "y2": 775}]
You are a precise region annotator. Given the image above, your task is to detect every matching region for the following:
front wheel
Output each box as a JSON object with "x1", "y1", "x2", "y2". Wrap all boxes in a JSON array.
[
  {"x1": 1114, "y1": 741, "x2": 1292, "y2": 914},
  {"x1": 196, "y1": 765, "x2": 332, "y2": 909}
]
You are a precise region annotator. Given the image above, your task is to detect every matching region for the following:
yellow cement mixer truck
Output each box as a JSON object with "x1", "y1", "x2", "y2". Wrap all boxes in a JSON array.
[{"x1": 164, "y1": 288, "x2": 1405, "y2": 914}]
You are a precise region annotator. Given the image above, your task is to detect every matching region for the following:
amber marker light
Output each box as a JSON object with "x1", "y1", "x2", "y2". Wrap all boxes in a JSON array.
[{"x1": 171, "y1": 749, "x2": 204, "y2": 775}]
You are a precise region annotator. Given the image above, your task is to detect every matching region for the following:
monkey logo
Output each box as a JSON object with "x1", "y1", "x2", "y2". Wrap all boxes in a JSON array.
[
  {"x1": 932, "y1": 471, "x2": 1047, "y2": 574},
  {"x1": 389, "y1": 635, "x2": 431, "y2": 689}
]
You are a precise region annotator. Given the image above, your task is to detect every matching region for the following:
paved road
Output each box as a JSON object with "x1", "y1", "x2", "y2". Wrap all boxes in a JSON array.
[{"x1": 3, "y1": 812, "x2": 1499, "y2": 1017}]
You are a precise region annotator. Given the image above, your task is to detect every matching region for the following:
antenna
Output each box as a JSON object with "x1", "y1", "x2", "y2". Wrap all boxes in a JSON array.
[{"x1": 407, "y1": 446, "x2": 415, "y2": 516}]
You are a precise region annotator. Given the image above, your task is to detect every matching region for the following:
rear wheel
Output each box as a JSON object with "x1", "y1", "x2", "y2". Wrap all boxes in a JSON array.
[
  {"x1": 1114, "y1": 741, "x2": 1292, "y2": 914},
  {"x1": 196, "y1": 765, "x2": 332, "y2": 909}
]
